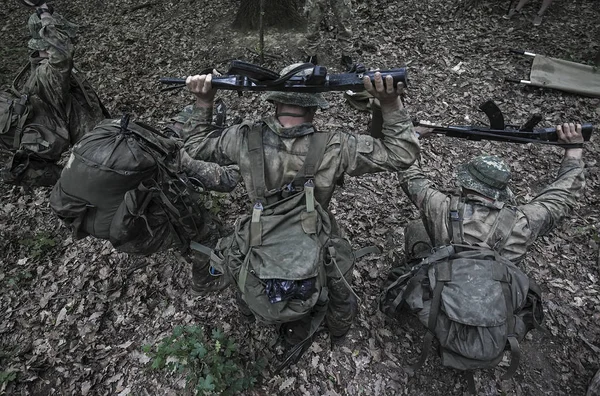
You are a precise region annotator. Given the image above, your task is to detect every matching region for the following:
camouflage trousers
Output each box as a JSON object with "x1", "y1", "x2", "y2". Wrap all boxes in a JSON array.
[{"x1": 305, "y1": 0, "x2": 354, "y2": 53}]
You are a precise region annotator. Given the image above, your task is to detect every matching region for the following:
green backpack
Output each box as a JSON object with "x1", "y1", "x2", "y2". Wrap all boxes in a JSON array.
[
  {"x1": 50, "y1": 115, "x2": 211, "y2": 255},
  {"x1": 380, "y1": 196, "x2": 544, "y2": 388},
  {"x1": 211, "y1": 123, "x2": 363, "y2": 364}
]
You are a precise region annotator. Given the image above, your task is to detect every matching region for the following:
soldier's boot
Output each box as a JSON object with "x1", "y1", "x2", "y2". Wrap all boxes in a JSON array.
[
  {"x1": 186, "y1": 251, "x2": 229, "y2": 295},
  {"x1": 327, "y1": 293, "x2": 357, "y2": 343},
  {"x1": 235, "y1": 292, "x2": 255, "y2": 322}
]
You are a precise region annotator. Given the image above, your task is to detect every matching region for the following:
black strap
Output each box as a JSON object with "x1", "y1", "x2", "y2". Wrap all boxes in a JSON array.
[
  {"x1": 11, "y1": 61, "x2": 31, "y2": 96},
  {"x1": 410, "y1": 261, "x2": 451, "y2": 372},
  {"x1": 291, "y1": 131, "x2": 329, "y2": 187},
  {"x1": 502, "y1": 337, "x2": 521, "y2": 380},
  {"x1": 449, "y1": 195, "x2": 464, "y2": 244}
]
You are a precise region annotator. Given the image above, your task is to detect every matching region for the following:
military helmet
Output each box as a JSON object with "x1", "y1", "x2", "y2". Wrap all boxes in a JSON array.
[
  {"x1": 456, "y1": 155, "x2": 513, "y2": 202},
  {"x1": 263, "y1": 63, "x2": 329, "y2": 110},
  {"x1": 27, "y1": 13, "x2": 78, "y2": 51}
]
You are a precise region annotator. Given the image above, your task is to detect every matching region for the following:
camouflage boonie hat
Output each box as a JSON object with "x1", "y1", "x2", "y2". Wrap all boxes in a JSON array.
[
  {"x1": 456, "y1": 155, "x2": 513, "y2": 202},
  {"x1": 264, "y1": 63, "x2": 329, "y2": 110},
  {"x1": 27, "y1": 13, "x2": 78, "y2": 51}
]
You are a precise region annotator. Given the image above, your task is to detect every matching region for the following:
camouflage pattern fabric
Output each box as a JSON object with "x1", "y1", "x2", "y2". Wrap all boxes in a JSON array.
[
  {"x1": 3, "y1": 12, "x2": 107, "y2": 186},
  {"x1": 399, "y1": 157, "x2": 585, "y2": 263},
  {"x1": 264, "y1": 64, "x2": 329, "y2": 109},
  {"x1": 456, "y1": 155, "x2": 513, "y2": 202},
  {"x1": 305, "y1": 0, "x2": 353, "y2": 53},
  {"x1": 18, "y1": 13, "x2": 75, "y2": 162},
  {"x1": 182, "y1": 106, "x2": 419, "y2": 208},
  {"x1": 27, "y1": 12, "x2": 78, "y2": 51},
  {"x1": 182, "y1": 103, "x2": 419, "y2": 335}
]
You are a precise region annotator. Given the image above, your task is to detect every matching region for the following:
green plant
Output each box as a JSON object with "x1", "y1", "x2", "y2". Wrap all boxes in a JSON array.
[
  {"x1": 0, "y1": 369, "x2": 18, "y2": 391},
  {"x1": 18, "y1": 231, "x2": 56, "y2": 261},
  {"x1": 142, "y1": 326, "x2": 264, "y2": 395}
]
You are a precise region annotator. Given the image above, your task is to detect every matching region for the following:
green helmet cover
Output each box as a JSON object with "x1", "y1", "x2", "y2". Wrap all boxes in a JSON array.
[
  {"x1": 263, "y1": 63, "x2": 329, "y2": 110},
  {"x1": 456, "y1": 155, "x2": 513, "y2": 202}
]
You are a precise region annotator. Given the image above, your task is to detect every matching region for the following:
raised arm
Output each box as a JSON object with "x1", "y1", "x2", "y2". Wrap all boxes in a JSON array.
[
  {"x1": 520, "y1": 123, "x2": 586, "y2": 237},
  {"x1": 181, "y1": 73, "x2": 244, "y2": 166},
  {"x1": 340, "y1": 73, "x2": 420, "y2": 176}
]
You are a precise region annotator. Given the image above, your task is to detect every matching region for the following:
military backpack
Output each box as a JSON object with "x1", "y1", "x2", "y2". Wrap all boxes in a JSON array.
[
  {"x1": 380, "y1": 196, "x2": 544, "y2": 388},
  {"x1": 50, "y1": 115, "x2": 211, "y2": 255},
  {"x1": 210, "y1": 123, "x2": 366, "y2": 367}
]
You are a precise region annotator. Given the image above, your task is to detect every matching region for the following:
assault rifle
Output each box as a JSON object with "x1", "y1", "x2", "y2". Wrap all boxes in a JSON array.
[
  {"x1": 416, "y1": 101, "x2": 593, "y2": 148},
  {"x1": 159, "y1": 60, "x2": 408, "y2": 93}
]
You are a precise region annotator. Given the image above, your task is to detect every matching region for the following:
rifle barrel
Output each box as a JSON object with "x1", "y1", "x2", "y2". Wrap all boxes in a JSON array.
[{"x1": 428, "y1": 123, "x2": 593, "y2": 145}]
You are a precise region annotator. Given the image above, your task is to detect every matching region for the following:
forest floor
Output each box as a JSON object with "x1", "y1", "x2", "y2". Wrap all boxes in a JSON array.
[{"x1": 1, "y1": 0, "x2": 599, "y2": 395}]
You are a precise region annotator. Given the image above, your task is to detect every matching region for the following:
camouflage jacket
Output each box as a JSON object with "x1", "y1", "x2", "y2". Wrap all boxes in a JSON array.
[
  {"x1": 400, "y1": 157, "x2": 586, "y2": 263},
  {"x1": 17, "y1": 14, "x2": 105, "y2": 154},
  {"x1": 182, "y1": 105, "x2": 420, "y2": 208}
]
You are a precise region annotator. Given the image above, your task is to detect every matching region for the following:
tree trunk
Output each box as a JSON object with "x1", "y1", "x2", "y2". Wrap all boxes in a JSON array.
[
  {"x1": 232, "y1": 0, "x2": 304, "y2": 31},
  {"x1": 595, "y1": 51, "x2": 600, "y2": 67}
]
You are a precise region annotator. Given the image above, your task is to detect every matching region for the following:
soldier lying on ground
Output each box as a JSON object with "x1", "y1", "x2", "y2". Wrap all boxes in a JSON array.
[
  {"x1": 399, "y1": 123, "x2": 585, "y2": 265},
  {"x1": 181, "y1": 64, "x2": 419, "y2": 347},
  {"x1": 0, "y1": 1, "x2": 108, "y2": 187}
]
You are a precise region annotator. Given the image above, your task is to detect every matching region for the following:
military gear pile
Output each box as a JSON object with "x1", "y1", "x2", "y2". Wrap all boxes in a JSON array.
[
  {"x1": 380, "y1": 196, "x2": 544, "y2": 386},
  {"x1": 50, "y1": 116, "x2": 211, "y2": 255}
]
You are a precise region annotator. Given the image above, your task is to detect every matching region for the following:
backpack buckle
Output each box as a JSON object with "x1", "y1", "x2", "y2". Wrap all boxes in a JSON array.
[{"x1": 12, "y1": 94, "x2": 28, "y2": 115}]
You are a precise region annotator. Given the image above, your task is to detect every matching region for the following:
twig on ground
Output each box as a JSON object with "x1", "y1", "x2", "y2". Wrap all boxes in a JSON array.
[
  {"x1": 122, "y1": 1, "x2": 159, "y2": 15},
  {"x1": 246, "y1": 47, "x2": 282, "y2": 60}
]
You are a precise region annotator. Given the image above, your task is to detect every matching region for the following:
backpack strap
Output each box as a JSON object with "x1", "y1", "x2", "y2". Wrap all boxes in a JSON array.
[
  {"x1": 485, "y1": 205, "x2": 518, "y2": 251},
  {"x1": 70, "y1": 69, "x2": 94, "y2": 108},
  {"x1": 449, "y1": 195, "x2": 465, "y2": 244},
  {"x1": 293, "y1": 131, "x2": 329, "y2": 183},
  {"x1": 247, "y1": 122, "x2": 267, "y2": 202},
  {"x1": 11, "y1": 61, "x2": 31, "y2": 96},
  {"x1": 410, "y1": 259, "x2": 452, "y2": 373},
  {"x1": 492, "y1": 256, "x2": 521, "y2": 380}
]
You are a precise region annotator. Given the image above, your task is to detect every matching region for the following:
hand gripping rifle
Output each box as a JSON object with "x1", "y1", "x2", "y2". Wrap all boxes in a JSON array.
[
  {"x1": 159, "y1": 60, "x2": 408, "y2": 93},
  {"x1": 417, "y1": 100, "x2": 593, "y2": 148}
]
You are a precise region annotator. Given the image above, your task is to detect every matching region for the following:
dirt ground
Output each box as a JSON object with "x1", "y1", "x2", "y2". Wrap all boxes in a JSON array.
[{"x1": 1, "y1": 0, "x2": 599, "y2": 395}]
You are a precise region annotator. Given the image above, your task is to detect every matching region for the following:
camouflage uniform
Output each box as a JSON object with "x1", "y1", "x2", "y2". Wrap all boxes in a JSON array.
[
  {"x1": 181, "y1": 82, "x2": 419, "y2": 336},
  {"x1": 2, "y1": 12, "x2": 107, "y2": 186},
  {"x1": 400, "y1": 155, "x2": 585, "y2": 263},
  {"x1": 25, "y1": 12, "x2": 108, "y2": 144},
  {"x1": 171, "y1": 106, "x2": 240, "y2": 295},
  {"x1": 305, "y1": 0, "x2": 353, "y2": 54}
]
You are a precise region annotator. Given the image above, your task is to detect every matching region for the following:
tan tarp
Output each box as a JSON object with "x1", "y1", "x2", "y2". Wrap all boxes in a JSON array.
[{"x1": 530, "y1": 55, "x2": 600, "y2": 97}]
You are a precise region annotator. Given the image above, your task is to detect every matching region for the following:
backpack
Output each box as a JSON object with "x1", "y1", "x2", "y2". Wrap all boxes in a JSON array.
[
  {"x1": 0, "y1": 64, "x2": 32, "y2": 152},
  {"x1": 50, "y1": 115, "x2": 211, "y2": 255},
  {"x1": 210, "y1": 124, "x2": 364, "y2": 363},
  {"x1": 380, "y1": 196, "x2": 544, "y2": 387}
]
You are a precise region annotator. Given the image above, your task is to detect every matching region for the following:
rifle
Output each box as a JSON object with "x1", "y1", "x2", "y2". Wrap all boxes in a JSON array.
[
  {"x1": 159, "y1": 60, "x2": 408, "y2": 93},
  {"x1": 417, "y1": 101, "x2": 593, "y2": 148}
]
